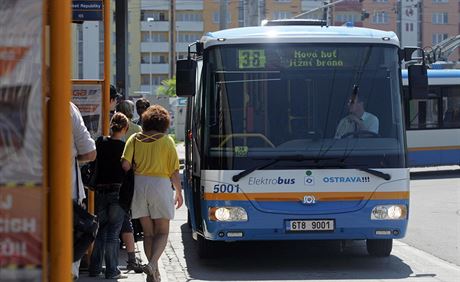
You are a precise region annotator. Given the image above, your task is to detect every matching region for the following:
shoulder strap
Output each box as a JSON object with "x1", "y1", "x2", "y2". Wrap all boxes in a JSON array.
[
  {"x1": 132, "y1": 133, "x2": 137, "y2": 166},
  {"x1": 74, "y1": 158, "x2": 79, "y2": 201}
]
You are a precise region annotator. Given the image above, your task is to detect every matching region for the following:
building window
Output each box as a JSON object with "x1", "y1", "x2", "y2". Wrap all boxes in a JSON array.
[
  {"x1": 151, "y1": 54, "x2": 167, "y2": 64},
  {"x1": 141, "y1": 32, "x2": 168, "y2": 42},
  {"x1": 176, "y1": 12, "x2": 202, "y2": 22},
  {"x1": 432, "y1": 33, "x2": 449, "y2": 44},
  {"x1": 141, "y1": 10, "x2": 168, "y2": 22},
  {"x1": 141, "y1": 74, "x2": 150, "y2": 85},
  {"x1": 432, "y1": 12, "x2": 448, "y2": 24},
  {"x1": 405, "y1": 23, "x2": 414, "y2": 32},
  {"x1": 152, "y1": 75, "x2": 168, "y2": 86},
  {"x1": 272, "y1": 11, "x2": 292, "y2": 20},
  {"x1": 371, "y1": 11, "x2": 388, "y2": 24},
  {"x1": 433, "y1": 0, "x2": 448, "y2": 3},
  {"x1": 141, "y1": 53, "x2": 150, "y2": 64},
  {"x1": 335, "y1": 13, "x2": 356, "y2": 23},
  {"x1": 178, "y1": 32, "x2": 201, "y2": 43},
  {"x1": 212, "y1": 11, "x2": 232, "y2": 24}
]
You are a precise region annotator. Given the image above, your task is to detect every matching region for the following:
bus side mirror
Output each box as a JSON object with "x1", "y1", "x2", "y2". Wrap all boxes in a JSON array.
[
  {"x1": 408, "y1": 64, "x2": 428, "y2": 100},
  {"x1": 176, "y1": 59, "x2": 197, "y2": 97}
]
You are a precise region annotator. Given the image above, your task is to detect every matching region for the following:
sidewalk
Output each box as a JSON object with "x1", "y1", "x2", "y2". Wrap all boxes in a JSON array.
[
  {"x1": 77, "y1": 143, "x2": 185, "y2": 281},
  {"x1": 77, "y1": 242, "x2": 168, "y2": 282}
]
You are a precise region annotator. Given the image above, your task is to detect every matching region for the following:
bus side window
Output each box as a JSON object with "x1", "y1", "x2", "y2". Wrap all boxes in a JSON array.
[
  {"x1": 406, "y1": 85, "x2": 441, "y2": 129},
  {"x1": 442, "y1": 85, "x2": 460, "y2": 128}
]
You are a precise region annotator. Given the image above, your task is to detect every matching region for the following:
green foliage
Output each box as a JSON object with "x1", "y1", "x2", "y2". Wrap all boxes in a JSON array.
[{"x1": 156, "y1": 76, "x2": 176, "y2": 97}]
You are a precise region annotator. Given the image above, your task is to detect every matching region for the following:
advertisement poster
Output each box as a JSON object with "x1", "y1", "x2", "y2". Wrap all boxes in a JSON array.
[
  {"x1": 0, "y1": 0, "x2": 44, "y2": 281},
  {"x1": 72, "y1": 82, "x2": 102, "y2": 139}
]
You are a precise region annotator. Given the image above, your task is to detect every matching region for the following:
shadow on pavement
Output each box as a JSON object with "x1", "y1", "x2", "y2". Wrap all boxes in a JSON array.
[{"x1": 180, "y1": 224, "x2": 424, "y2": 281}]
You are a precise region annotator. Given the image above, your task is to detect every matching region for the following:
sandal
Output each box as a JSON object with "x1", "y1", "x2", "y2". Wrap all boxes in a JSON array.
[{"x1": 142, "y1": 264, "x2": 155, "y2": 276}]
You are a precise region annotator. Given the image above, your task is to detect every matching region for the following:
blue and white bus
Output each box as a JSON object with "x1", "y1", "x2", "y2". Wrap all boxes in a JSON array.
[
  {"x1": 176, "y1": 21, "x2": 427, "y2": 258},
  {"x1": 403, "y1": 69, "x2": 460, "y2": 167}
]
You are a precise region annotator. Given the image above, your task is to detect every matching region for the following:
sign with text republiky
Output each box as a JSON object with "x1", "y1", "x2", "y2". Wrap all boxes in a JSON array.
[{"x1": 72, "y1": 0, "x2": 103, "y2": 22}]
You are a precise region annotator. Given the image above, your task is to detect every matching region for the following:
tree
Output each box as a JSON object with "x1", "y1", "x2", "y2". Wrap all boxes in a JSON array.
[{"x1": 156, "y1": 76, "x2": 176, "y2": 97}]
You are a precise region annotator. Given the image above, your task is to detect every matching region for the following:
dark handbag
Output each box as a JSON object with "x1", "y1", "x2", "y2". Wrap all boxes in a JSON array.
[
  {"x1": 73, "y1": 201, "x2": 98, "y2": 236},
  {"x1": 73, "y1": 159, "x2": 99, "y2": 262}
]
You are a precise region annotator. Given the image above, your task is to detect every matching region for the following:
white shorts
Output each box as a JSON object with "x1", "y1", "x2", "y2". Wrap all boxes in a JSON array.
[{"x1": 131, "y1": 175, "x2": 175, "y2": 220}]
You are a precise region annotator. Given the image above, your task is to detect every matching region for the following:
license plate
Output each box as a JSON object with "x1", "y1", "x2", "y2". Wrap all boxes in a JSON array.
[{"x1": 287, "y1": 219, "x2": 335, "y2": 232}]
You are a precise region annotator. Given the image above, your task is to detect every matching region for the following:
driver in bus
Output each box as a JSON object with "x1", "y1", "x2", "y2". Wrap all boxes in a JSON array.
[{"x1": 335, "y1": 90, "x2": 379, "y2": 139}]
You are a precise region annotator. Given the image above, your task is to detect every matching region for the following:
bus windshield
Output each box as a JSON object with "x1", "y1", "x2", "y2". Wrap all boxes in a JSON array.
[{"x1": 204, "y1": 43, "x2": 404, "y2": 170}]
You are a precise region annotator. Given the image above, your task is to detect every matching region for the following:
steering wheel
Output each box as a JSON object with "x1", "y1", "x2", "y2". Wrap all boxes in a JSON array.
[{"x1": 341, "y1": 130, "x2": 379, "y2": 139}]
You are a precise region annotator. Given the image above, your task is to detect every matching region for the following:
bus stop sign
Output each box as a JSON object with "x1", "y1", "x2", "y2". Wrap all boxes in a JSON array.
[{"x1": 72, "y1": 0, "x2": 103, "y2": 22}]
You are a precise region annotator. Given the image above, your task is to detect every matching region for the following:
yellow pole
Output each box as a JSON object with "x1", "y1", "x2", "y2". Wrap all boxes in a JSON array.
[
  {"x1": 49, "y1": 0, "x2": 72, "y2": 281},
  {"x1": 103, "y1": 0, "x2": 111, "y2": 136}
]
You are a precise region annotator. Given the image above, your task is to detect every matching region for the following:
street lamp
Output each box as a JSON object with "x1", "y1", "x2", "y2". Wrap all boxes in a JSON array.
[{"x1": 147, "y1": 17, "x2": 154, "y2": 95}]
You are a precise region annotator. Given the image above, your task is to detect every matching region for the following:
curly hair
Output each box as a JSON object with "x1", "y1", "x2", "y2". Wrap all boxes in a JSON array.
[
  {"x1": 142, "y1": 105, "x2": 170, "y2": 133},
  {"x1": 110, "y1": 112, "x2": 129, "y2": 133}
]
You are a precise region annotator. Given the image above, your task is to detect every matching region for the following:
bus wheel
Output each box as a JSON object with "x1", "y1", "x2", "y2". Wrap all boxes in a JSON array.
[
  {"x1": 197, "y1": 235, "x2": 215, "y2": 259},
  {"x1": 366, "y1": 239, "x2": 393, "y2": 257}
]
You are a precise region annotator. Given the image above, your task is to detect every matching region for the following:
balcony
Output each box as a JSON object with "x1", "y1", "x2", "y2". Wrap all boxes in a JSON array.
[
  {"x1": 141, "y1": 42, "x2": 169, "y2": 52},
  {"x1": 176, "y1": 0, "x2": 203, "y2": 10},
  {"x1": 141, "y1": 64, "x2": 169, "y2": 74},
  {"x1": 301, "y1": 0, "x2": 322, "y2": 11},
  {"x1": 141, "y1": 0, "x2": 168, "y2": 10},
  {"x1": 176, "y1": 42, "x2": 190, "y2": 53},
  {"x1": 141, "y1": 21, "x2": 169, "y2": 31},
  {"x1": 140, "y1": 84, "x2": 159, "y2": 96},
  {"x1": 176, "y1": 21, "x2": 203, "y2": 31}
]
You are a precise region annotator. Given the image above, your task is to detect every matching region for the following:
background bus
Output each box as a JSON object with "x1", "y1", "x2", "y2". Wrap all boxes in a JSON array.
[
  {"x1": 177, "y1": 21, "x2": 427, "y2": 258},
  {"x1": 403, "y1": 69, "x2": 460, "y2": 167}
]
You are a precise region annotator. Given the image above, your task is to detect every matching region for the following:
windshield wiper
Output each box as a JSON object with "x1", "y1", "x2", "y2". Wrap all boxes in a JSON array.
[
  {"x1": 232, "y1": 155, "x2": 391, "y2": 182},
  {"x1": 232, "y1": 155, "x2": 346, "y2": 182},
  {"x1": 232, "y1": 159, "x2": 279, "y2": 182},
  {"x1": 358, "y1": 168, "x2": 391, "y2": 181}
]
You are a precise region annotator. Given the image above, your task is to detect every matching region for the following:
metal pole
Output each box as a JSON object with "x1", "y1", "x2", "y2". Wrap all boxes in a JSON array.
[
  {"x1": 149, "y1": 26, "x2": 152, "y2": 95},
  {"x1": 115, "y1": 0, "x2": 128, "y2": 98},
  {"x1": 49, "y1": 0, "x2": 72, "y2": 281},
  {"x1": 103, "y1": 0, "x2": 110, "y2": 136},
  {"x1": 169, "y1": 0, "x2": 176, "y2": 78},
  {"x1": 219, "y1": 0, "x2": 227, "y2": 30}
]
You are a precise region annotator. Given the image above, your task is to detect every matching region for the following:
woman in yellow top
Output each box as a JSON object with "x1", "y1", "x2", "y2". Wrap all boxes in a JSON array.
[{"x1": 121, "y1": 105, "x2": 183, "y2": 282}]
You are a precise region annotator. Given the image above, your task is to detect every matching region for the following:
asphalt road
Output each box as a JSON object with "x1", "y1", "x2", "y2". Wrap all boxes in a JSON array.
[{"x1": 159, "y1": 167, "x2": 460, "y2": 282}]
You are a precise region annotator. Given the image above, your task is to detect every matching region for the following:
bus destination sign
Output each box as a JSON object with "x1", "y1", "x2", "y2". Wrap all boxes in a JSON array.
[{"x1": 238, "y1": 48, "x2": 345, "y2": 69}]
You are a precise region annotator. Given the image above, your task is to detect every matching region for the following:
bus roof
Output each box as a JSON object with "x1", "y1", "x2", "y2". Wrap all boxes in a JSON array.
[{"x1": 202, "y1": 25, "x2": 399, "y2": 48}]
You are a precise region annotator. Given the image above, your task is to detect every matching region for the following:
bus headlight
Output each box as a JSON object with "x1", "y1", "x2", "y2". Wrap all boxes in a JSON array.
[
  {"x1": 209, "y1": 207, "x2": 248, "y2": 222},
  {"x1": 371, "y1": 205, "x2": 407, "y2": 220}
]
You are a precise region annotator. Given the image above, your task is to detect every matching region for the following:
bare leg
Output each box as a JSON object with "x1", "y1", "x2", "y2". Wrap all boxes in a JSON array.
[
  {"x1": 122, "y1": 232, "x2": 135, "y2": 253},
  {"x1": 139, "y1": 216, "x2": 154, "y2": 260},
  {"x1": 148, "y1": 218, "x2": 169, "y2": 271}
]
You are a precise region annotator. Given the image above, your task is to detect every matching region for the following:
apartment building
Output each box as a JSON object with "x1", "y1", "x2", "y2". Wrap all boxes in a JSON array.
[{"x1": 73, "y1": 0, "x2": 460, "y2": 96}]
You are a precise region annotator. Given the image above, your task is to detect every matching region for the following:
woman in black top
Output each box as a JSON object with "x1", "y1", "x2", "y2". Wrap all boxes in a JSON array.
[{"x1": 89, "y1": 113, "x2": 129, "y2": 279}]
